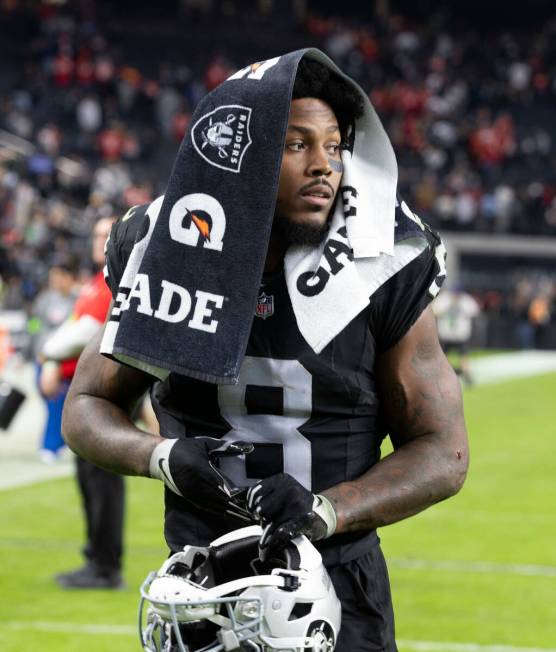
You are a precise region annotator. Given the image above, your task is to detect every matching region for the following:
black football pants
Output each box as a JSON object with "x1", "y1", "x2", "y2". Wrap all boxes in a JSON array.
[
  {"x1": 76, "y1": 456, "x2": 125, "y2": 575},
  {"x1": 329, "y1": 544, "x2": 398, "y2": 651}
]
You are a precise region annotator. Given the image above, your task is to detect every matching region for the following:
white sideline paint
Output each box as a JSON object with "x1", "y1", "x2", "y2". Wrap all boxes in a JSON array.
[
  {"x1": 0, "y1": 532, "x2": 552, "y2": 579},
  {"x1": 468, "y1": 350, "x2": 556, "y2": 385},
  {"x1": 390, "y1": 558, "x2": 556, "y2": 577},
  {"x1": 2, "y1": 622, "x2": 555, "y2": 652},
  {"x1": 2, "y1": 621, "x2": 136, "y2": 635},
  {"x1": 2, "y1": 534, "x2": 554, "y2": 580}
]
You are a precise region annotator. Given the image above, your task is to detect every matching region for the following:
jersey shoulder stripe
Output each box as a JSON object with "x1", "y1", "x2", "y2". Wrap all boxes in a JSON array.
[{"x1": 394, "y1": 196, "x2": 447, "y2": 296}]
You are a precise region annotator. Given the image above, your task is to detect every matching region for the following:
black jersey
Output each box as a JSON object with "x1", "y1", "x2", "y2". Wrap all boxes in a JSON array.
[{"x1": 105, "y1": 202, "x2": 445, "y2": 566}]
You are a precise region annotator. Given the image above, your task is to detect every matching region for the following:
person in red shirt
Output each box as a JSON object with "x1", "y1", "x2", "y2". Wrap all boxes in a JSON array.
[{"x1": 41, "y1": 217, "x2": 126, "y2": 589}]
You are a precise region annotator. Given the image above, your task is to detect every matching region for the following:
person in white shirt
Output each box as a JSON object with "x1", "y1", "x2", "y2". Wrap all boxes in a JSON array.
[{"x1": 432, "y1": 287, "x2": 480, "y2": 384}]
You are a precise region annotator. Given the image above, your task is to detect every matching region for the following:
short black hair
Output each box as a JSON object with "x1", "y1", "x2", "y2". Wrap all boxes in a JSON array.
[
  {"x1": 50, "y1": 253, "x2": 80, "y2": 276},
  {"x1": 292, "y1": 58, "x2": 364, "y2": 140}
]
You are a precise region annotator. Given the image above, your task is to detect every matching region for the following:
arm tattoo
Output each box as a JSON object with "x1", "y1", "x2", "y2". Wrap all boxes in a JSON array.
[{"x1": 323, "y1": 312, "x2": 469, "y2": 534}]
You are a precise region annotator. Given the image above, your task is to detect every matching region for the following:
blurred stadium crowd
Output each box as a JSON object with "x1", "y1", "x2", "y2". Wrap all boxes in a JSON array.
[{"x1": 1, "y1": 0, "x2": 555, "y2": 348}]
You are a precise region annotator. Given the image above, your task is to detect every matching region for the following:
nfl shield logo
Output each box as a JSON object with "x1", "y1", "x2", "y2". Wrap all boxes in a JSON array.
[{"x1": 255, "y1": 292, "x2": 274, "y2": 319}]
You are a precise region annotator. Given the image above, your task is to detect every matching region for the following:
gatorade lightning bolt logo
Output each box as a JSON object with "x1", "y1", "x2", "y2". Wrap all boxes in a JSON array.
[
  {"x1": 187, "y1": 207, "x2": 212, "y2": 243},
  {"x1": 169, "y1": 193, "x2": 226, "y2": 251}
]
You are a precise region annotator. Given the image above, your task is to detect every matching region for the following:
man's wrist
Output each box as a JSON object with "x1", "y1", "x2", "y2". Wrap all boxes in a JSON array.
[
  {"x1": 313, "y1": 494, "x2": 337, "y2": 538},
  {"x1": 149, "y1": 438, "x2": 180, "y2": 493}
]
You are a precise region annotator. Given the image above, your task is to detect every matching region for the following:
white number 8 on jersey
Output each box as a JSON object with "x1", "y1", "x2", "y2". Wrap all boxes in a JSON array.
[{"x1": 217, "y1": 356, "x2": 313, "y2": 490}]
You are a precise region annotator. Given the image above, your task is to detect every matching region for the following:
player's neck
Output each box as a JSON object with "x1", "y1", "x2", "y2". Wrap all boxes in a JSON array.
[{"x1": 264, "y1": 234, "x2": 287, "y2": 273}]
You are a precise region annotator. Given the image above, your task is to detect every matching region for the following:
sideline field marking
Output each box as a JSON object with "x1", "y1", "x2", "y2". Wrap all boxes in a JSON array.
[
  {"x1": 1, "y1": 621, "x2": 136, "y2": 635},
  {"x1": 390, "y1": 558, "x2": 556, "y2": 577},
  {"x1": 398, "y1": 641, "x2": 556, "y2": 652},
  {"x1": 0, "y1": 459, "x2": 73, "y2": 491},
  {"x1": 0, "y1": 534, "x2": 554, "y2": 578},
  {"x1": 1, "y1": 622, "x2": 555, "y2": 651},
  {"x1": 469, "y1": 350, "x2": 556, "y2": 386}
]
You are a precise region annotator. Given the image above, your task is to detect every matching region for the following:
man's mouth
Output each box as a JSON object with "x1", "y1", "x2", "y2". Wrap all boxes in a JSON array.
[{"x1": 300, "y1": 183, "x2": 333, "y2": 208}]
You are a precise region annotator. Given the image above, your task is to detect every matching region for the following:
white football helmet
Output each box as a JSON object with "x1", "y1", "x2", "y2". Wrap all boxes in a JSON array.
[{"x1": 139, "y1": 525, "x2": 341, "y2": 652}]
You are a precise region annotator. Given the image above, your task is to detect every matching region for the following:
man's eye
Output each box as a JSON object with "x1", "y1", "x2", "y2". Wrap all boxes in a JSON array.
[
  {"x1": 287, "y1": 142, "x2": 305, "y2": 151},
  {"x1": 327, "y1": 143, "x2": 341, "y2": 154}
]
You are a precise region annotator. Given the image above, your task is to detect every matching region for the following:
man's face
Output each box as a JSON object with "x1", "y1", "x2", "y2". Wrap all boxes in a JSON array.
[
  {"x1": 92, "y1": 217, "x2": 114, "y2": 267},
  {"x1": 274, "y1": 98, "x2": 343, "y2": 245}
]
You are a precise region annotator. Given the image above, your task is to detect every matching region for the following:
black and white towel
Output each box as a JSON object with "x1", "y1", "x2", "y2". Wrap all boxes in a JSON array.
[{"x1": 101, "y1": 49, "x2": 429, "y2": 383}]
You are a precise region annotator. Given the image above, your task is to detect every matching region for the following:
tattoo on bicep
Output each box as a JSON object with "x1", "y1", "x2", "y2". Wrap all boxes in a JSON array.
[
  {"x1": 329, "y1": 336, "x2": 467, "y2": 532},
  {"x1": 386, "y1": 334, "x2": 463, "y2": 443},
  {"x1": 415, "y1": 335, "x2": 437, "y2": 361}
]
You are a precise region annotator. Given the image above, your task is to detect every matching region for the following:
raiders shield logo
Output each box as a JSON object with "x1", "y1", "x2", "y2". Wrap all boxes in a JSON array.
[
  {"x1": 305, "y1": 620, "x2": 336, "y2": 651},
  {"x1": 255, "y1": 292, "x2": 274, "y2": 319},
  {"x1": 191, "y1": 105, "x2": 252, "y2": 173}
]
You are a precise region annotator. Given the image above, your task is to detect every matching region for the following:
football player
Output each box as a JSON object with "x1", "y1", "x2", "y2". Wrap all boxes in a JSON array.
[{"x1": 62, "y1": 59, "x2": 468, "y2": 650}]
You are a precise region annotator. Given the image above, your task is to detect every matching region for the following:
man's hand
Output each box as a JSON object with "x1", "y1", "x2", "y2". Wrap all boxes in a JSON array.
[
  {"x1": 246, "y1": 473, "x2": 336, "y2": 559},
  {"x1": 39, "y1": 361, "x2": 62, "y2": 398},
  {"x1": 150, "y1": 438, "x2": 254, "y2": 522}
]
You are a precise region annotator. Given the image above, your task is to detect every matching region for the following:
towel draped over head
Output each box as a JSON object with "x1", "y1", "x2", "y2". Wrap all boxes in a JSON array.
[{"x1": 101, "y1": 49, "x2": 407, "y2": 384}]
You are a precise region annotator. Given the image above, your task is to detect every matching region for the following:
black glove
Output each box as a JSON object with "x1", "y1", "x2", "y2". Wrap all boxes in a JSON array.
[
  {"x1": 150, "y1": 437, "x2": 253, "y2": 522},
  {"x1": 246, "y1": 473, "x2": 337, "y2": 559}
]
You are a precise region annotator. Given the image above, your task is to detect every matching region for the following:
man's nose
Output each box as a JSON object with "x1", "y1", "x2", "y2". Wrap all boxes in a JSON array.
[{"x1": 307, "y1": 149, "x2": 332, "y2": 177}]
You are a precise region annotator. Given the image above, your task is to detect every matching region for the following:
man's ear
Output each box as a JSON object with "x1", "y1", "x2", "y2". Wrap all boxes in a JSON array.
[{"x1": 343, "y1": 123, "x2": 356, "y2": 154}]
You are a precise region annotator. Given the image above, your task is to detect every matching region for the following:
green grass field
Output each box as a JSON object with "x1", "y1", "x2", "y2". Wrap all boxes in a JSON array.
[{"x1": 1, "y1": 371, "x2": 555, "y2": 651}]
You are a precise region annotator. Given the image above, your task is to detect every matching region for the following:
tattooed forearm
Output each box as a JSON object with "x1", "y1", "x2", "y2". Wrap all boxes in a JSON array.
[
  {"x1": 323, "y1": 308, "x2": 469, "y2": 534},
  {"x1": 323, "y1": 429, "x2": 465, "y2": 532}
]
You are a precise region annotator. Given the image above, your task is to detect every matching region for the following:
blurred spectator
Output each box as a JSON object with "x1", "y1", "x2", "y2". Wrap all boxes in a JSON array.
[
  {"x1": 510, "y1": 279, "x2": 537, "y2": 349},
  {"x1": 42, "y1": 216, "x2": 126, "y2": 590},
  {"x1": 31, "y1": 254, "x2": 79, "y2": 462},
  {"x1": 432, "y1": 287, "x2": 481, "y2": 384},
  {"x1": 76, "y1": 94, "x2": 102, "y2": 134},
  {"x1": 528, "y1": 290, "x2": 552, "y2": 348}
]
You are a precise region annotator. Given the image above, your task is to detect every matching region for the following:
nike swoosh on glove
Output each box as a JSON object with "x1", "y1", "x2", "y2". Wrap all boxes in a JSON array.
[
  {"x1": 150, "y1": 438, "x2": 253, "y2": 522},
  {"x1": 246, "y1": 473, "x2": 337, "y2": 560}
]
